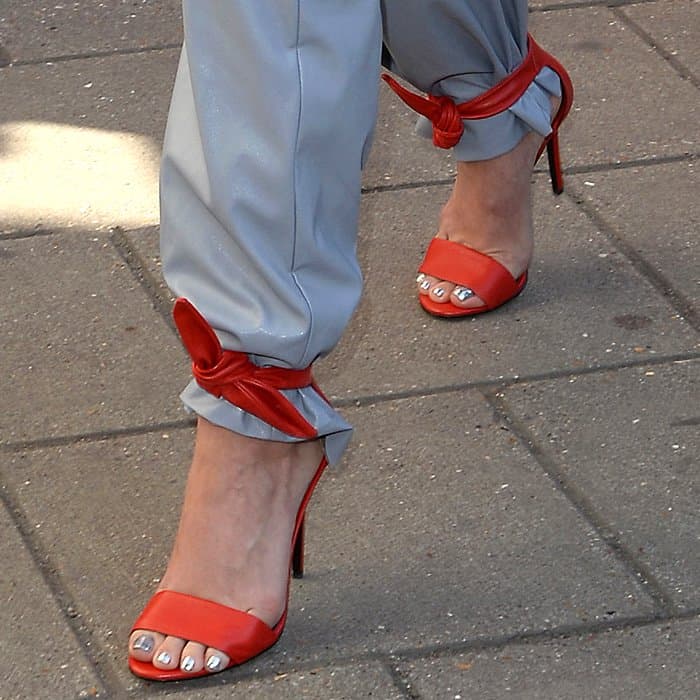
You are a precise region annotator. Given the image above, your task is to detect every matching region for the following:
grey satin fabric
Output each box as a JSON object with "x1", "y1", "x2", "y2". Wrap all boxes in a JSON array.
[{"x1": 161, "y1": 1, "x2": 560, "y2": 464}]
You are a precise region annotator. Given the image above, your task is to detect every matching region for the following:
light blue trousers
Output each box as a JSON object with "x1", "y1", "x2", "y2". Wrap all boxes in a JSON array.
[{"x1": 160, "y1": 1, "x2": 560, "y2": 463}]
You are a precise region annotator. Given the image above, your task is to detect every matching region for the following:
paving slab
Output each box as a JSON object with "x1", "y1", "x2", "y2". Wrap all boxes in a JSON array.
[
  {"x1": 319, "y1": 177, "x2": 698, "y2": 399},
  {"x1": 2, "y1": 391, "x2": 655, "y2": 689},
  {"x1": 622, "y1": 0, "x2": 700, "y2": 78},
  {"x1": 500, "y1": 360, "x2": 700, "y2": 610},
  {"x1": 2, "y1": 430, "x2": 192, "y2": 694},
  {"x1": 570, "y1": 161, "x2": 699, "y2": 310},
  {"x1": 307, "y1": 392, "x2": 654, "y2": 649},
  {"x1": 0, "y1": 500, "x2": 104, "y2": 699},
  {"x1": 398, "y1": 617, "x2": 700, "y2": 700},
  {"x1": 0, "y1": 48, "x2": 177, "y2": 136},
  {"x1": 0, "y1": 231, "x2": 188, "y2": 445},
  {"x1": 155, "y1": 662, "x2": 403, "y2": 699},
  {"x1": 528, "y1": 8, "x2": 698, "y2": 167},
  {"x1": 0, "y1": 0, "x2": 182, "y2": 65},
  {"x1": 0, "y1": 50, "x2": 178, "y2": 232}
]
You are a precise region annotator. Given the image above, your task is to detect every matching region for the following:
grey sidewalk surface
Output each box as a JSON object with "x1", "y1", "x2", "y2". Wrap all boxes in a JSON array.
[{"x1": 1, "y1": 1, "x2": 698, "y2": 699}]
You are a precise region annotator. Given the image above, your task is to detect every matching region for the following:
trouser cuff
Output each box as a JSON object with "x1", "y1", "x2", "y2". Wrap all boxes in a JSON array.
[
  {"x1": 416, "y1": 66, "x2": 562, "y2": 161},
  {"x1": 181, "y1": 381, "x2": 352, "y2": 465}
]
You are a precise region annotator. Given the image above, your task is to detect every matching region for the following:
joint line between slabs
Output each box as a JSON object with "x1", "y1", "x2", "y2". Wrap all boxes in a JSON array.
[
  {"x1": 380, "y1": 656, "x2": 424, "y2": 700},
  {"x1": 612, "y1": 7, "x2": 700, "y2": 89},
  {"x1": 483, "y1": 389, "x2": 680, "y2": 615},
  {"x1": 0, "y1": 42, "x2": 182, "y2": 68},
  {"x1": 561, "y1": 152, "x2": 698, "y2": 175},
  {"x1": 361, "y1": 177, "x2": 454, "y2": 195},
  {"x1": 564, "y1": 185, "x2": 700, "y2": 332},
  {"x1": 0, "y1": 418, "x2": 194, "y2": 453},
  {"x1": 109, "y1": 226, "x2": 177, "y2": 335},
  {"x1": 386, "y1": 609, "x2": 698, "y2": 666},
  {"x1": 361, "y1": 153, "x2": 698, "y2": 196},
  {"x1": 331, "y1": 352, "x2": 700, "y2": 409},
  {"x1": 0, "y1": 475, "x2": 121, "y2": 696},
  {"x1": 0, "y1": 228, "x2": 57, "y2": 241},
  {"x1": 531, "y1": 0, "x2": 658, "y2": 13}
]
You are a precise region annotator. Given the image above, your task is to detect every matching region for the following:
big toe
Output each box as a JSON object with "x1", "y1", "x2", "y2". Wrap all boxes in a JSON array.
[{"x1": 129, "y1": 629, "x2": 165, "y2": 662}]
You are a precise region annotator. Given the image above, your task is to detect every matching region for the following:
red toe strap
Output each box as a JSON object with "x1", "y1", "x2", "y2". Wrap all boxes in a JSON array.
[
  {"x1": 382, "y1": 34, "x2": 573, "y2": 151},
  {"x1": 131, "y1": 591, "x2": 280, "y2": 664},
  {"x1": 173, "y1": 298, "x2": 318, "y2": 439},
  {"x1": 419, "y1": 238, "x2": 524, "y2": 310}
]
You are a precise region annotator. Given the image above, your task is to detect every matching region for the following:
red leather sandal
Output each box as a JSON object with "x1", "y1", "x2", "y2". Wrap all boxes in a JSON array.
[
  {"x1": 383, "y1": 34, "x2": 573, "y2": 318},
  {"x1": 128, "y1": 298, "x2": 327, "y2": 681}
]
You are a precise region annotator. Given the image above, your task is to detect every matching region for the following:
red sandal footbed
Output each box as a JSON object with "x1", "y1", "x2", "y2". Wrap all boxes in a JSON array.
[{"x1": 418, "y1": 238, "x2": 527, "y2": 318}]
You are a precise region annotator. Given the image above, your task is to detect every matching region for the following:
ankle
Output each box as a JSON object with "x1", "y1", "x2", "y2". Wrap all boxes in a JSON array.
[{"x1": 195, "y1": 418, "x2": 320, "y2": 466}]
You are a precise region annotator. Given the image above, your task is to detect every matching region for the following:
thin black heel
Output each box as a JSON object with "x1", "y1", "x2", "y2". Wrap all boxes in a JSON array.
[
  {"x1": 547, "y1": 133, "x2": 564, "y2": 195},
  {"x1": 292, "y1": 515, "x2": 305, "y2": 579}
]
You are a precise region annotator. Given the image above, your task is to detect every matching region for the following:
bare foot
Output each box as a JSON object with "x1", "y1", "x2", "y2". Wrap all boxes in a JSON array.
[
  {"x1": 418, "y1": 98, "x2": 560, "y2": 311},
  {"x1": 417, "y1": 129, "x2": 540, "y2": 310},
  {"x1": 128, "y1": 418, "x2": 324, "y2": 675}
]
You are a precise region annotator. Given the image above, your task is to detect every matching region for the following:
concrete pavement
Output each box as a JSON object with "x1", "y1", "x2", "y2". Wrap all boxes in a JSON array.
[{"x1": 1, "y1": 1, "x2": 698, "y2": 698}]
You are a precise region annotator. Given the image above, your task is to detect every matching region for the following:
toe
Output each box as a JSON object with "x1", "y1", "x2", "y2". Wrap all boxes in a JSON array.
[
  {"x1": 152, "y1": 636, "x2": 186, "y2": 670},
  {"x1": 129, "y1": 629, "x2": 165, "y2": 662},
  {"x1": 204, "y1": 647, "x2": 231, "y2": 674},
  {"x1": 429, "y1": 281, "x2": 455, "y2": 304},
  {"x1": 179, "y1": 641, "x2": 206, "y2": 674},
  {"x1": 417, "y1": 273, "x2": 439, "y2": 296},
  {"x1": 450, "y1": 286, "x2": 486, "y2": 309}
]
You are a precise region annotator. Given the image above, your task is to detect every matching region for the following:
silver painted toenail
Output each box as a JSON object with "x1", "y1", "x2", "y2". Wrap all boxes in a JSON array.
[
  {"x1": 181, "y1": 656, "x2": 196, "y2": 672},
  {"x1": 420, "y1": 279, "x2": 431, "y2": 291},
  {"x1": 433, "y1": 287, "x2": 446, "y2": 298},
  {"x1": 156, "y1": 651, "x2": 171, "y2": 666},
  {"x1": 453, "y1": 286, "x2": 475, "y2": 302},
  {"x1": 206, "y1": 655, "x2": 223, "y2": 672},
  {"x1": 416, "y1": 273, "x2": 426, "y2": 284},
  {"x1": 132, "y1": 635, "x2": 154, "y2": 653}
]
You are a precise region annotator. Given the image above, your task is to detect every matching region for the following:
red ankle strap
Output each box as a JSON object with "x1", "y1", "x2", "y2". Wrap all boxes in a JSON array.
[
  {"x1": 173, "y1": 298, "x2": 318, "y2": 439},
  {"x1": 382, "y1": 34, "x2": 568, "y2": 149}
]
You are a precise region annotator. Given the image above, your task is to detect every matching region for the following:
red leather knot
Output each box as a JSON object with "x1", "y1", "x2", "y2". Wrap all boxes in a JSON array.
[
  {"x1": 172, "y1": 298, "x2": 318, "y2": 439},
  {"x1": 428, "y1": 95, "x2": 464, "y2": 149},
  {"x1": 381, "y1": 75, "x2": 464, "y2": 149}
]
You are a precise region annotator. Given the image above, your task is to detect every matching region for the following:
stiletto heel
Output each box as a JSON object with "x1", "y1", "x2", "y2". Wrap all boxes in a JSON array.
[
  {"x1": 383, "y1": 34, "x2": 573, "y2": 318},
  {"x1": 292, "y1": 515, "x2": 305, "y2": 579},
  {"x1": 547, "y1": 133, "x2": 564, "y2": 195},
  {"x1": 128, "y1": 298, "x2": 329, "y2": 682}
]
